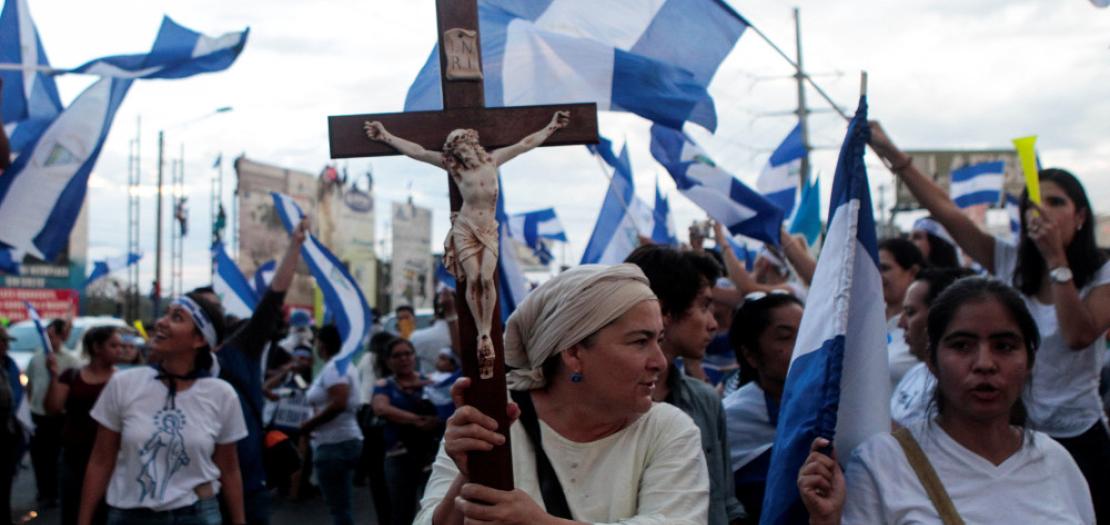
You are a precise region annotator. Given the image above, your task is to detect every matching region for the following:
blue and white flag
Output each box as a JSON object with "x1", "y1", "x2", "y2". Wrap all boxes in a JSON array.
[
  {"x1": 0, "y1": 77, "x2": 131, "y2": 261},
  {"x1": 211, "y1": 241, "x2": 256, "y2": 319},
  {"x1": 24, "y1": 301, "x2": 51, "y2": 354},
  {"x1": 496, "y1": 174, "x2": 530, "y2": 322},
  {"x1": 950, "y1": 161, "x2": 1004, "y2": 209},
  {"x1": 84, "y1": 252, "x2": 142, "y2": 288},
  {"x1": 757, "y1": 123, "x2": 805, "y2": 216},
  {"x1": 0, "y1": 0, "x2": 64, "y2": 155},
  {"x1": 405, "y1": 0, "x2": 747, "y2": 132},
  {"x1": 0, "y1": 246, "x2": 21, "y2": 274},
  {"x1": 1005, "y1": 193, "x2": 1022, "y2": 241},
  {"x1": 251, "y1": 259, "x2": 276, "y2": 296},
  {"x1": 70, "y1": 17, "x2": 248, "y2": 79},
  {"x1": 788, "y1": 176, "x2": 821, "y2": 245},
  {"x1": 581, "y1": 138, "x2": 654, "y2": 264},
  {"x1": 272, "y1": 192, "x2": 371, "y2": 375},
  {"x1": 761, "y1": 97, "x2": 889, "y2": 525},
  {"x1": 649, "y1": 124, "x2": 784, "y2": 247},
  {"x1": 508, "y1": 207, "x2": 566, "y2": 264},
  {"x1": 651, "y1": 177, "x2": 678, "y2": 246}
]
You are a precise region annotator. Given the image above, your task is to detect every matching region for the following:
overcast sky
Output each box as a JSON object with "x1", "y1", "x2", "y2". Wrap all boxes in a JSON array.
[{"x1": 25, "y1": 0, "x2": 1110, "y2": 293}]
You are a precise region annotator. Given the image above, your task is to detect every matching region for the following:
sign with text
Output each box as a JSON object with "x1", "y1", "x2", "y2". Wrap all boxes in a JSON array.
[{"x1": 0, "y1": 288, "x2": 79, "y2": 322}]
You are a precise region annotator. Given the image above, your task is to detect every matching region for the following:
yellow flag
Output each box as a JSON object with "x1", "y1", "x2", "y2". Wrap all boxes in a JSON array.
[
  {"x1": 133, "y1": 319, "x2": 148, "y2": 340},
  {"x1": 1012, "y1": 135, "x2": 1039, "y2": 205}
]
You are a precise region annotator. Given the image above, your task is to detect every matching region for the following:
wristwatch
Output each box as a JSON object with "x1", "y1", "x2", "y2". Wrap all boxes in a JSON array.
[{"x1": 1049, "y1": 266, "x2": 1073, "y2": 284}]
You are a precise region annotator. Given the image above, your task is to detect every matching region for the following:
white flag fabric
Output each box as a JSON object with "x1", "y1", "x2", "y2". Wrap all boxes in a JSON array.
[
  {"x1": 271, "y1": 192, "x2": 371, "y2": 374},
  {"x1": 761, "y1": 96, "x2": 890, "y2": 524}
]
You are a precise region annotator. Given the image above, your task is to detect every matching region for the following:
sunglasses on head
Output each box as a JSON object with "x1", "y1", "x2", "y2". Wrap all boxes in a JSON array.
[{"x1": 742, "y1": 289, "x2": 791, "y2": 304}]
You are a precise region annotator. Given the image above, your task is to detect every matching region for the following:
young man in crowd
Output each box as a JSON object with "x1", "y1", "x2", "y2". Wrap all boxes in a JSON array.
[
  {"x1": 626, "y1": 244, "x2": 747, "y2": 525},
  {"x1": 25, "y1": 318, "x2": 73, "y2": 508},
  {"x1": 193, "y1": 218, "x2": 307, "y2": 525}
]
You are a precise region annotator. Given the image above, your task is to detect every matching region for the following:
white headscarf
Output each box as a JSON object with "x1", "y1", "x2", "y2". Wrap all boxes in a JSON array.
[{"x1": 504, "y1": 264, "x2": 657, "y2": 390}]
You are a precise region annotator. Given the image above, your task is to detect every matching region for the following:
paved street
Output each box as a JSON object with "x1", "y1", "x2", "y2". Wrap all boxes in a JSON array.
[{"x1": 10, "y1": 456, "x2": 379, "y2": 525}]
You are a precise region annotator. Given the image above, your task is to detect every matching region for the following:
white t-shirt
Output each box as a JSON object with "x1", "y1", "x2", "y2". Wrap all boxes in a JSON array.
[
  {"x1": 887, "y1": 316, "x2": 917, "y2": 389},
  {"x1": 415, "y1": 402, "x2": 709, "y2": 525},
  {"x1": 410, "y1": 319, "x2": 452, "y2": 374},
  {"x1": 890, "y1": 362, "x2": 936, "y2": 428},
  {"x1": 90, "y1": 367, "x2": 248, "y2": 511},
  {"x1": 306, "y1": 359, "x2": 362, "y2": 447},
  {"x1": 355, "y1": 352, "x2": 378, "y2": 405},
  {"x1": 994, "y1": 239, "x2": 1110, "y2": 437},
  {"x1": 843, "y1": 420, "x2": 1094, "y2": 524},
  {"x1": 722, "y1": 382, "x2": 776, "y2": 472},
  {"x1": 27, "y1": 349, "x2": 79, "y2": 415}
]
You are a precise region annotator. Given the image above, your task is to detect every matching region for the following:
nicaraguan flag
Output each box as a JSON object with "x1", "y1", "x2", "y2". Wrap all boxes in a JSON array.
[
  {"x1": 84, "y1": 252, "x2": 142, "y2": 288},
  {"x1": 272, "y1": 192, "x2": 371, "y2": 374},
  {"x1": 211, "y1": 241, "x2": 256, "y2": 319},
  {"x1": 0, "y1": 246, "x2": 21, "y2": 273},
  {"x1": 70, "y1": 16, "x2": 249, "y2": 79},
  {"x1": 0, "y1": 0, "x2": 64, "y2": 156},
  {"x1": 0, "y1": 77, "x2": 132, "y2": 261},
  {"x1": 24, "y1": 301, "x2": 51, "y2": 354},
  {"x1": 649, "y1": 124, "x2": 784, "y2": 247},
  {"x1": 757, "y1": 123, "x2": 805, "y2": 216},
  {"x1": 788, "y1": 176, "x2": 821, "y2": 245},
  {"x1": 496, "y1": 174, "x2": 530, "y2": 322},
  {"x1": 1005, "y1": 193, "x2": 1022, "y2": 240},
  {"x1": 508, "y1": 207, "x2": 566, "y2": 264},
  {"x1": 760, "y1": 97, "x2": 890, "y2": 525},
  {"x1": 405, "y1": 0, "x2": 747, "y2": 132},
  {"x1": 722, "y1": 234, "x2": 755, "y2": 272},
  {"x1": 651, "y1": 177, "x2": 678, "y2": 246},
  {"x1": 251, "y1": 259, "x2": 276, "y2": 296},
  {"x1": 581, "y1": 138, "x2": 654, "y2": 264},
  {"x1": 950, "y1": 161, "x2": 1004, "y2": 209}
]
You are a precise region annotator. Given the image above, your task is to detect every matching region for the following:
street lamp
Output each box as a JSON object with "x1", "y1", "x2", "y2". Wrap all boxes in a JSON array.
[{"x1": 152, "y1": 106, "x2": 233, "y2": 311}]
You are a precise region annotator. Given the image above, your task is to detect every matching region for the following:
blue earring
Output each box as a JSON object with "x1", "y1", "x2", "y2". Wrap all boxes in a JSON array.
[{"x1": 570, "y1": 371, "x2": 584, "y2": 383}]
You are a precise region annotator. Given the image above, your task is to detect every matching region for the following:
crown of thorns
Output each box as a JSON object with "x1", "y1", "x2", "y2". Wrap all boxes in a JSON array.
[{"x1": 444, "y1": 129, "x2": 480, "y2": 152}]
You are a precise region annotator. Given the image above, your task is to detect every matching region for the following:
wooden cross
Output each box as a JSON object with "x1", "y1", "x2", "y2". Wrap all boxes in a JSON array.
[{"x1": 327, "y1": 0, "x2": 598, "y2": 490}]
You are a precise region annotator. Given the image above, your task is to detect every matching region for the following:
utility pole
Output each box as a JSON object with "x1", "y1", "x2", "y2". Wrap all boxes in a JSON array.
[
  {"x1": 126, "y1": 117, "x2": 142, "y2": 321},
  {"x1": 154, "y1": 130, "x2": 164, "y2": 312},
  {"x1": 794, "y1": 7, "x2": 812, "y2": 189}
]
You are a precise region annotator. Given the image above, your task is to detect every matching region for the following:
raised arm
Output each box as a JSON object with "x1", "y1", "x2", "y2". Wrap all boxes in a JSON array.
[
  {"x1": 781, "y1": 229, "x2": 816, "y2": 286},
  {"x1": 713, "y1": 222, "x2": 787, "y2": 295},
  {"x1": 491, "y1": 111, "x2": 569, "y2": 166},
  {"x1": 869, "y1": 121, "x2": 996, "y2": 269},
  {"x1": 364, "y1": 121, "x2": 445, "y2": 168}
]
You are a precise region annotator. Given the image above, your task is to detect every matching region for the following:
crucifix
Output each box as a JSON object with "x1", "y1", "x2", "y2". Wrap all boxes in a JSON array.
[{"x1": 327, "y1": 0, "x2": 598, "y2": 490}]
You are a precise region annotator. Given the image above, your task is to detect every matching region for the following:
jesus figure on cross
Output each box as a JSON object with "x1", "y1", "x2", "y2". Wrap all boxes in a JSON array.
[{"x1": 364, "y1": 110, "x2": 569, "y2": 378}]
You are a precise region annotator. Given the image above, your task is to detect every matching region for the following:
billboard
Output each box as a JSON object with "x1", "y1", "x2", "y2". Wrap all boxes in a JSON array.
[
  {"x1": 235, "y1": 156, "x2": 317, "y2": 310},
  {"x1": 390, "y1": 201, "x2": 434, "y2": 310},
  {"x1": 317, "y1": 169, "x2": 378, "y2": 306},
  {"x1": 894, "y1": 149, "x2": 1023, "y2": 212}
]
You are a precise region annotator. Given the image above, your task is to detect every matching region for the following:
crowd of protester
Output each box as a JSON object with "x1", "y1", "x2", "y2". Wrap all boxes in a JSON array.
[{"x1": 3, "y1": 145, "x2": 1109, "y2": 524}]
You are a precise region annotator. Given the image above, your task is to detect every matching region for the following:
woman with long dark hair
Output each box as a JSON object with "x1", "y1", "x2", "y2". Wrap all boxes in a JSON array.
[
  {"x1": 722, "y1": 291, "x2": 803, "y2": 523},
  {"x1": 871, "y1": 124, "x2": 1110, "y2": 521},
  {"x1": 800, "y1": 277, "x2": 1094, "y2": 524},
  {"x1": 78, "y1": 292, "x2": 247, "y2": 525},
  {"x1": 44, "y1": 325, "x2": 122, "y2": 525}
]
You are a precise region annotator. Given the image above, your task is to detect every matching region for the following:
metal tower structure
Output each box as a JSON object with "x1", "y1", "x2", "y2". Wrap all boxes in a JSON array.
[
  {"x1": 126, "y1": 117, "x2": 142, "y2": 321},
  {"x1": 170, "y1": 145, "x2": 185, "y2": 298}
]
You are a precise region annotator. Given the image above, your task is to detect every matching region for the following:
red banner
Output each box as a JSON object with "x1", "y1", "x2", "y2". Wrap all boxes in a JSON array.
[{"x1": 0, "y1": 288, "x2": 79, "y2": 323}]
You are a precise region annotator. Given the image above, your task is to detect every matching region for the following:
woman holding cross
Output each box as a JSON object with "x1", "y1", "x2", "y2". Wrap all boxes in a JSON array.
[{"x1": 414, "y1": 264, "x2": 709, "y2": 525}]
